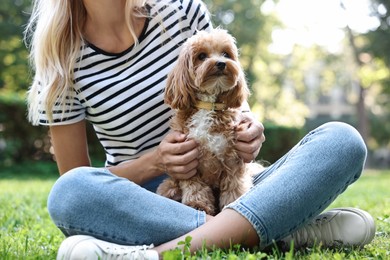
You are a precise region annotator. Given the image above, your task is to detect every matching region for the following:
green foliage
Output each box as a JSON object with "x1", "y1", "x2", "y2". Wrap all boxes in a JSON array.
[
  {"x1": 163, "y1": 236, "x2": 193, "y2": 259},
  {"x1": 258, "y1": 123, "x2": 304, "y2": 164},
  {"x1": 364, "y1": 0, "x2": 390, "y2": 69},
  {"x1": 368, "y1": 109, "x2": 390, "y2": 149},
  {"x1": 0, "y1": 160, "x2": 58, "y2": 179},
  {"x1": 0, "y1": 0, "x2": 32, "y2": 94},
  {"x1": 0, "y1": 94, "x2": 105, "y2": 165},
  {"x1": 178, "y1": 235, "x2": 193, "y2": 258},
  {"x1": 0, "y1": 94, "x2": 52, "y2": 164},
  {"x1": 163, "y1": 241, "x2": 269, "y2": 260},
  {"x1": 0, "y1": 1, "x2": 37, "y2": 163}
]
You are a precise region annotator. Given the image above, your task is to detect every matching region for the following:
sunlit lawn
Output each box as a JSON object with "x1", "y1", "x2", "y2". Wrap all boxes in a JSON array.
[{"x1": 0, "y1": 162, "x2": 389, "y2": 259}]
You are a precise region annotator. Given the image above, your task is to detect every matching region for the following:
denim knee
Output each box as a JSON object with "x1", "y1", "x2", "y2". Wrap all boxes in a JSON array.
[
  {"x1": 47, "y1": 167, "x2": 101, "y2": 228},
  {"x1": 320, "y1": 122, "x2": 367, "y2": 179},
  {"x1": 323, "y1": 122, "x2": 367, "y2": 161}
]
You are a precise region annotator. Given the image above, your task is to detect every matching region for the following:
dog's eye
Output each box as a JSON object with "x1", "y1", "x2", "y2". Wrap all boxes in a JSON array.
[
  {"x1": 198, "y1": 53, "x2": 207, "y2": 61},
  {"x1": 222, "y1": 52, "x2": 230, "y2": 59}
]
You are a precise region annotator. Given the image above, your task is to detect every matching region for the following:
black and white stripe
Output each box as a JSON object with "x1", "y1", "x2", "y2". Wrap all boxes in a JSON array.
[{"x1": 38, "y1": 0, "x2": 212, "y2": 166}]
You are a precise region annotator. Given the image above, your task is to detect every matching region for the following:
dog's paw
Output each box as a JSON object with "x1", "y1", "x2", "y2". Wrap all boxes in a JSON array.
[
  {"x1": 186, "y1": 201, "x2": 216, "y2": 216},
  {"x1": 165, "y1": 188, "x2": 182, "y2": 202},
  {"x1": 157, "y1": 187, "x2": 182, "y2": 201},
  {"x1": 156, "y1": 179, "x2": 182, "y2": 201}
]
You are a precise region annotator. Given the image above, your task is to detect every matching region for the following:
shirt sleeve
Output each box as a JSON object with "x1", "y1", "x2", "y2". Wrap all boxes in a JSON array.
[
  {"x1": 185, "y1": 0, "x2": 213, "y2": 33},
  {"x1": 36, "y1": 82, "x2": 86, "y2": 126}
]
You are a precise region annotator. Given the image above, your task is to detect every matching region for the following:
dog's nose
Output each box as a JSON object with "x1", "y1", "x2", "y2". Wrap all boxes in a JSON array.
[{"x1": 216, "y1": 61, "x2": 226, "y2": 70}]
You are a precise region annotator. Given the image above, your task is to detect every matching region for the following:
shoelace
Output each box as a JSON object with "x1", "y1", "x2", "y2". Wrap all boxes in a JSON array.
[{"x1": 291, "y1": 216, "x2": 336, "y2": 246}]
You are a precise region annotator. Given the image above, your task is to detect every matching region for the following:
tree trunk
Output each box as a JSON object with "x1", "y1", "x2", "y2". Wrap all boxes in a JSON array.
[{"x1": 345, "y1": 24, "x2": 370, "y2": 144}]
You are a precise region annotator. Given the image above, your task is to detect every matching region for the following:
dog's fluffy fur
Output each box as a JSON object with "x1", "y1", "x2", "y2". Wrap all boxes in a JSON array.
[{"x1": 156, "y1": 28, "x2": 255, "y2": 215}]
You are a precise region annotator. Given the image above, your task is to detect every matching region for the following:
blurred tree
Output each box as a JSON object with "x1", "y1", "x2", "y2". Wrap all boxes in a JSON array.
[
  {"x1": 0, "y1": 0, "x2": 31, "y2": 95},
  {"x1": 203, "y1": 0, "x2": 309, "y2": 127},
  {"x1": 365, "y1": 0, "x2": 390, "y2": 69},
  {"x1": 361, "y1": 0, "x2": 390, "y2": 149},
  {"x1": 339, "y1": 1, "x2": 370, "y2": 143}
]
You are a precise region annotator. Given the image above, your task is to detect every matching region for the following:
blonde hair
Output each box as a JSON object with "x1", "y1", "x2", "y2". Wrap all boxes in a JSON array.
[{"x1": 25, "y1": 0, "x2": 147, "y2": 125}]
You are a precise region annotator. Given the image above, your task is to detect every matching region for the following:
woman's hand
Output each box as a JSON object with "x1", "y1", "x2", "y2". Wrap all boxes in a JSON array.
[
  {"x1": 156, "y1": 131, "x2": 199, "y2": 180},
  {"x1": 235, "y1": 112, "x2": 265, "y2": 163}
]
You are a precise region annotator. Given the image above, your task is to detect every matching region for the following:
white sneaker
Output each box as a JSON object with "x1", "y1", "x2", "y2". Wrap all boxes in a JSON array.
[
  {"x1": 56, "y1": 235, "x2": 159, "y2": 260},
  {"x1": 282, "y1": 208, "x2": 376, "y2": 248}
]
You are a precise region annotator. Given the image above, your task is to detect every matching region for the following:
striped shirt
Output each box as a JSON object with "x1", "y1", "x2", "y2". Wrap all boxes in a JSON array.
[{"x1": 38, "y1": 0, "x2": 212, "y2": 166}]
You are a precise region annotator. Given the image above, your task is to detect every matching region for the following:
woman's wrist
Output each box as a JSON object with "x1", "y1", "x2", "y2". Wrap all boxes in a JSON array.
[
  {"x1": 144, "y1": 149, "x2": 166, "y2": 177},
  {"x1": 107, "y1": 150, "x2": 165, "y2": 184}
]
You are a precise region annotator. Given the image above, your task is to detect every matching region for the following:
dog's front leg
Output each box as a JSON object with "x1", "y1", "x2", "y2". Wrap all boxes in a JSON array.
[
  {"x1": 218, "y1": 167, "x2": 252, "y2": 211},
  {"x1": 179, "y1": 178, "x2": 216, "y2": 215},
  {"x1": 156, "y1": 178, "x2": 182, "y2": 202}
]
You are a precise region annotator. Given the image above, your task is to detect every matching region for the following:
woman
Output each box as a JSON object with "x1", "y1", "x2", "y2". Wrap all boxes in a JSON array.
[{"x1": 25, "y1": 0, "x2": 375, "y2": 259}]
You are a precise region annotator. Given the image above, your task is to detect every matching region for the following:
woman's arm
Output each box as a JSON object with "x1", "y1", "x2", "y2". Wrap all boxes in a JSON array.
[
  {"x1": 50, "y1": 121, "x2": 199, "y2": 185},
  {"x1": 50, "y1": 120, "x2": 91, "y2": 175}
]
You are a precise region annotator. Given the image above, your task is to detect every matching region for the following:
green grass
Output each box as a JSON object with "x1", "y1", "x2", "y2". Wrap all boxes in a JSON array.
[
  {"x1": 1, "y1": 162, "x2": 389, "y2": 259},
  {"x1": 0, "y1": 162, "x2": 61, "y2": 259}
]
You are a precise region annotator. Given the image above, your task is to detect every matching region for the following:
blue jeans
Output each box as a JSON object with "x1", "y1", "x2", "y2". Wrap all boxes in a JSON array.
[{"x1": 47, "y1": 122, "x2": 367, "y2": 248}]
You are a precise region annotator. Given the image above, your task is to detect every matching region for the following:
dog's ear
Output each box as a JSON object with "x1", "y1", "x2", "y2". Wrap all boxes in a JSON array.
[
  {"x1": 164, "y1": 44, "x2": 197, "y2": 110},
  {"x1": 220, "y1": 70, "x2": 250, "y2": 108}
]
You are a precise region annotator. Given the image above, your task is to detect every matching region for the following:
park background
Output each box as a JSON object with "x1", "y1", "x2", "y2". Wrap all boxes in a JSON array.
[{"x1": 0, "y1": 0, "x2": 390, "y2": 258}]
